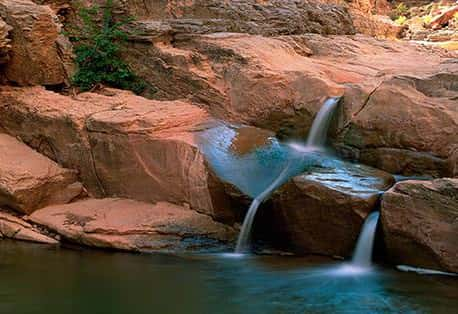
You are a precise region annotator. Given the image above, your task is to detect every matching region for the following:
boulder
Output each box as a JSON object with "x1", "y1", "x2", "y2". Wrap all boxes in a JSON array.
[
  {"x1": 381, "y1": 178, "x2": 458, "y2": 273},
  {"x1": 0, "y1": 133, "x2": 83, "y2": 214},
  {"x1": 0, "y1": 210, "x2": 58, "y2": 244},
  {"x1": 0, "y1": 0, "x2": 73, "y2": 86},
  {"x1": 28, "y1": 198, "x2": 237, "y2": 252},
  {"x1": 339, "y1": 75, "x2": 458, "y2": 177},
  {"x1": 271, "y1": 159, "x2": 394, "y2": 257},
  {"x1": 0, "y1": 86, "x2": 233, "y2": 222}
]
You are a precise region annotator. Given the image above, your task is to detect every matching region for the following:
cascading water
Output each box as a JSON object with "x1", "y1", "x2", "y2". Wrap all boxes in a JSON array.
[
  {"x1": 333, "y1": 211, "x2": 380, "y2": 276},
  {"x1": 235, "y1": 97, "x2": 341, "y2": 253},
  {"x1": 235, "y1": 162, "x2": 293, "y2": 253},
  {"x1": 306, "y1": 97, "x2": 341, "y2": 147},
  {"x1": 351, "y1": 211, "x2": 380, "y2": 268},
  {"x1": 352, "y1": 212, "x2": 380, "y2": 267}
]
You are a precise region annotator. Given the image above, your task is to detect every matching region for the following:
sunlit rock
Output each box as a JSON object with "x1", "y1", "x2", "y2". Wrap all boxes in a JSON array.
[{"x1": 0, "y1": 133, "x2": 83, "y2": 214}]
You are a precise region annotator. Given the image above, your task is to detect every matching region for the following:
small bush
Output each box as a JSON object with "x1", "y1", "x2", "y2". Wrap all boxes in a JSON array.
[
  {"x1": 390, "y1": 3, "x2": 409, "y2": 21},
  {"x1": 422, "y1": 15, "x2": 432, "y2": 25},
  {"x1": 395, "y1": 15, "x2": 407, "y2": 26},
  {"x1": 68, "y1": 0, "x2": 146, "y2": 94}
]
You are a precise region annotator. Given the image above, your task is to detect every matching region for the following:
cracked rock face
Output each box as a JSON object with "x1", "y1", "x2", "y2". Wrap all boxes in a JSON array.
[
  {"x1": 0, "y1": 0, "x2": 73, "y2": 86},
  {"x1": 381, "y1": 178, "x2": 458, "y2": 273},
  {"x1": 28, "y1": 198, "x2": 237, "y2": 252},
  {"x1": 0, "y1": 86, "x2": 234, "y2": 223}
]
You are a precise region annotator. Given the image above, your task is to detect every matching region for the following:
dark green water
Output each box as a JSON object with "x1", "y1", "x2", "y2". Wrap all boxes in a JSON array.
[{"x1": 0, "y1": 240, "x2": 457, "y2": 314}]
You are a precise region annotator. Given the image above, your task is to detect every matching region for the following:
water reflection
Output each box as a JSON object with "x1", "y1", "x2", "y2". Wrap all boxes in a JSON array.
[{"x1": 1, "y1": 240, "x2": 456, "y2": 314}]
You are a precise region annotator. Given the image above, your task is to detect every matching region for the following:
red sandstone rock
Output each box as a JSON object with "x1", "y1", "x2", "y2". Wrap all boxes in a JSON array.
[
  {"x1": 0, "y1": 133, "x2": 83, "y2": 214},
  {"x1": 0, "y1": 210, "x2": 58, "y2": 244},
  {"x1": 0, "y1": 16, "x2": 11, "y2": 64},
  {"x1": 28, "y1": 198, "x2": 237, "y2": 252},
  {"x1": 0, "y1": 86, "x2": 233, "y2": 222},
  {"x1": 124, "y1": 32, "x2": 457, "y2": 176},
  {"x1": 381, "y1": 178, "x2": 458, "y2": 273},
  {"x1": 271, "y1": 160, "x2": 394, "y2": 257},
  {"x1": 0, "y1": 0, "x2": 73, "y2": 85}
]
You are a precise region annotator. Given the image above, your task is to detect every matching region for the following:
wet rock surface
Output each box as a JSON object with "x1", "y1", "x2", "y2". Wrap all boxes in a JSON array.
[
  {"x1": 28, "y1": 198, "x2": 237, "y2": 252},
  {"x1": 0, "y1": 133, "x2": 83, "y2": 214},
  {"x1": 381, "y1": 178, "x2": 458, "y2": 273},
  {"x1": 271, "y1": 159, "x2": 394, "y2": 257}
]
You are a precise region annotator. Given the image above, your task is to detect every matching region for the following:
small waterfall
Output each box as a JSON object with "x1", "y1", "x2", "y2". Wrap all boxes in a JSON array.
[
  {"x1": 306, "y1": 97, "x2": 340, "y2": 147},
  {"x1": 235, "y1": 163, "x2": 293, "y2": 253},
  {"x1": 351, "y1": 211, "x2": 380, "y2": 268},
  {"x1": 235, "y1": 97, "x2": 340, "y2": 253}
]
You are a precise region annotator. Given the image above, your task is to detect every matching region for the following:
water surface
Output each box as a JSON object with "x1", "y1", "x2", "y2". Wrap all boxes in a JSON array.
[{"x1": 1, "y1": 240, "x2": 457, "y2": 314}]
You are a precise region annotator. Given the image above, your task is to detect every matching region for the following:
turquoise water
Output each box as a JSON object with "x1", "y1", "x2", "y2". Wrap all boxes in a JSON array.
[{"x1": 0, "y1": 240, "x2": 457, "y2": 314}]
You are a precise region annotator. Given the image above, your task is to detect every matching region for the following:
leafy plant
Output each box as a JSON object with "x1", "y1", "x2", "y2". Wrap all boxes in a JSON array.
[
  {"x1": 68, "y1": 0, "x2": 146, "y2": 93},
  {"x1": 390, "y1": 3, "x2": 409, "y2": 21},
  {"x1": 422, "y1": 15, "x2": 432, "y2": 25},
  {"x1": 395, "y1": 15, "x2": 407, "y2": 26}
]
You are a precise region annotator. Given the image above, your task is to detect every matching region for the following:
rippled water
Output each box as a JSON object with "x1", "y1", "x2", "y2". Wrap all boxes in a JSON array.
[{"x1": 1, "y1": 240, "x2": 457, "y2": 314}]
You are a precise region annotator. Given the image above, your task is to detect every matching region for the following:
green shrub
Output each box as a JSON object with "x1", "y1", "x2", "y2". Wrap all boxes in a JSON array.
[
  {"x1": 395, "y1": 15, "x2": 407, "y2": 26},
  {"x1": 68, "y1": 0, "x2": 146, "y2": 94},
  {"x1": 390, "y1": 3, "x2": 409, "y2": 21}
]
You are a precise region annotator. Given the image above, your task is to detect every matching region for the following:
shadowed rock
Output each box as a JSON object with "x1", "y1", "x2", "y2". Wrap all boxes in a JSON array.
[
  {"x1": 381, "y1": 178, "x2": 458, "y2": 273},
  {"x1": 271, "y1": 159, "x2": 394, "y2": 257},
  {"x1": 29, "y1": 198, "x2": 237, "y2": 252},
  {"x1": 0, "y1": 210, "x2": 58, "y2": 244}
]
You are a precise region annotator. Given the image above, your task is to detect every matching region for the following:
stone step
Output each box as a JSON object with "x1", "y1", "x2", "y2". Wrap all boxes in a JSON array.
[
  {"x1": 0, "y1": 133, "x2": 83, "y2": 214},
  {"x1": 28, "y1": 198, "x2": 237, "y2": 253},
  {"x1": 0, "y1": 210, "x2": 58, "y2": 244}
]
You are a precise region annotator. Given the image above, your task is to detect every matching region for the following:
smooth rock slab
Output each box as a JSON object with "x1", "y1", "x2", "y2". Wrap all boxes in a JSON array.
[
  {"x1": 381, "y1": 178, "x2": 458, "y2": 273},
  {"x1": 0, "y1": 86, "x2": 233, "y2": 222},
  {"x1": 29, "y1": 198, "x2": 237, "y2": 252},
  {"x1": 272, "y1": 158, "x2": 394, "y2": 258},
  {"x1": 0, "y1": 210, "x2": 58, "y2": 244},
  {"x1": 0, "y1": 133, "x2": 83, "y2": 214}
]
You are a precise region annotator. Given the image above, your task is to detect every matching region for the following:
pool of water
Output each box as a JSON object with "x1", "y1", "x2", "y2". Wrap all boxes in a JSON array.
[{"x1": 0, "y1": 240, "x2": 457, "y2": 314}]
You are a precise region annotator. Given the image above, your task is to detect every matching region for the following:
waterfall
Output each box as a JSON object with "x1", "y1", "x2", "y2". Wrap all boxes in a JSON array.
[
  {"x1": 235, "y1": 97, "x2": 340, "y2": 253},
  {"x1": 235, "y1": 163, "x2": 293, "y2": 253},
  {"x1": 306, "y1": 97, "x2": 340, "y2": 147},
  {"x1": 351, "y1": 211, "x2": 380, "y2": 268}
]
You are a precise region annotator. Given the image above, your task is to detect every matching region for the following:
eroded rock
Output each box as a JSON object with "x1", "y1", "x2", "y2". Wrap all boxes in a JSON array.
[
  {"x1": 0, "y1": 16, "x2": 11, "y2": 64},
  {"x1": 0, "y1": 210, "x2": 58, "y2": 244},
  {"x1": 381, "y1": 178, "x2": 458, "y2": 273},
  {"x1": 124, "y1": 32, "x2": 457, "y2": 177},
  {"x1": 0, "y1": 133, "x2": 83, "y2": 214},
  {"x1": 28, "y1": 198, "x2": 237, "y2": 252},
  {"x1": 0, "y1": 0, "x2": 73, "y2": 86}
]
